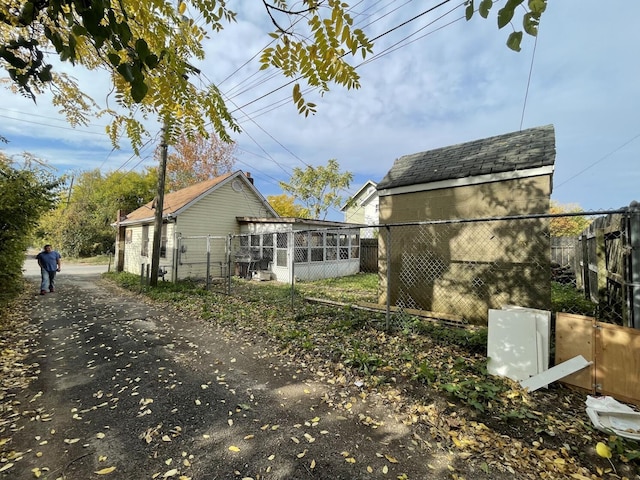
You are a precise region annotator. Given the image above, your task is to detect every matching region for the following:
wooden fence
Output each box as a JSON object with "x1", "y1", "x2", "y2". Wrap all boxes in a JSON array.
[
  {"x1": 551, "y1": 236, "x2": 577, "y2": 268},
  {"x1": 574, "y1": 209, "x2": 638, "y2": 327},
  {"x1": 360, "y1": 238, "x2": 378, "y2": 273},
  {"x1": 556, "y1": 312, "x2": 640, "y2": 406}
]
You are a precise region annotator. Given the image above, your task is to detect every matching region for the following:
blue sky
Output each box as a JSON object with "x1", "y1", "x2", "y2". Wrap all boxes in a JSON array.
[{"x1": 2, "y1": 1, "x2": 639, "y2": 221}]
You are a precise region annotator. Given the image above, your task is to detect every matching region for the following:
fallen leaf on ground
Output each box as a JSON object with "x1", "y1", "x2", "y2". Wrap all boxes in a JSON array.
[{"x1": 94, "y1": 466, "x2": 116, "y2": 474}]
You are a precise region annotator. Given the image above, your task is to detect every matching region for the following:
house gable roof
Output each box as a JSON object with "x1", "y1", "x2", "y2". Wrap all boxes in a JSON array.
[
  {"x1": 377, "y1": 125, "x2": 556, "y2": 193},
  {"x1": 119, "y1": 171, "x2": 276, "y2": 225},
  {"x1": 340, "y1": 180, "x2": 378, "y2": 211}
]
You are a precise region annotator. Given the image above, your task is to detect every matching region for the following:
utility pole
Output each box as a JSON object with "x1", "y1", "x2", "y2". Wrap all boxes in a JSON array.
[{"x1": 150, "y1": 121, "x2": 169, "y2": 287}]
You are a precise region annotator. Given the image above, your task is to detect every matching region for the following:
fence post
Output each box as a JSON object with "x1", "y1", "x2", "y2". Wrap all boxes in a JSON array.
[
  {"x1": 140, "y1": 263, "x2": 145, "y2": 292},
  {"x1": 291, "y1": 245, "x2": 296, "y2": 311},
  {"x1": 206, "y1": 235, "x2": 211, "y2": 291},
  {"x1": 227, "y1": 234, "x2": 232, "y2": 295},
  {"x1": 385, "y1": 225, "x2": 391, "y2": 330},
  {"x1": 629, "y1": 202, "x2": 640, "y2": 329}
]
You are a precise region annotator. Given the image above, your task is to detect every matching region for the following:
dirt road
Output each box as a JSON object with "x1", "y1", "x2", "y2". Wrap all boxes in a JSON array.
[{"x1": 1, "y1": 273, "x2": 463, "y2": 479}]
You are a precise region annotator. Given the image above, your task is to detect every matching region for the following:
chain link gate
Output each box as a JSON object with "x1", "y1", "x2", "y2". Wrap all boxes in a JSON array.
[{"x1": 176, "y1": 234, "x2": 230, "y2": 293}]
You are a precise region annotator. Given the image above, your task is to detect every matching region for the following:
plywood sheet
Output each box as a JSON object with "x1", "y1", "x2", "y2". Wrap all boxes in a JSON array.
[
  {"x1": 555, "y1": 313, "x2": 594, "y2": 391},
  {"x1": 487, "y1": 309, "x2": 539, "y2": 382},
  {"x1": 596, "y1": 323, "x2": 640, "y2": 406}
]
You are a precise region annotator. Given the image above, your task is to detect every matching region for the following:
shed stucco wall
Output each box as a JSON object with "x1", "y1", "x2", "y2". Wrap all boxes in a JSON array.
[{"x1": 377, "y1": 176, "x2": 552, "y2": 324}]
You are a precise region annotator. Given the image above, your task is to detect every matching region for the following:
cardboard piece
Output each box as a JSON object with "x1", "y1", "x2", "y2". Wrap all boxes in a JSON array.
[{"x1": 520, "y1": 355, "x2": 591, "y2": 392}]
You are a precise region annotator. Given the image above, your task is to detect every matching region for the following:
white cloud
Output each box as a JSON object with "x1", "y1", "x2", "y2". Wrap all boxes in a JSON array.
[{"x1": 2, "y1": 1, "x2": 639, "y2": 217}]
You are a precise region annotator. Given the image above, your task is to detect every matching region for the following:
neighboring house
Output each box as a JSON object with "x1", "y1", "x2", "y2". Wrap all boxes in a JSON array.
[
  {"x1": 376, "y1": 125, "x2": 556, "y2": 323},
  {"x1": 236, "y1": 217, "x2": 362, "y2": 283},
  {"x1": 341, "y1": 180, "x2": 379, "y2": 238},
  {"x1": 114, "y1": 170, "x2": 363, "y2": 284},
  {"x1": 115, "y1": 171, "x2": 277, "y2": 281}
]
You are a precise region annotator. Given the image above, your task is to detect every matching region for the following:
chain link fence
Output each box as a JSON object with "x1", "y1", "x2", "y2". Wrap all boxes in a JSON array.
[{"x1": 145, "y1": 206, "x2": 639, "y2": 328}]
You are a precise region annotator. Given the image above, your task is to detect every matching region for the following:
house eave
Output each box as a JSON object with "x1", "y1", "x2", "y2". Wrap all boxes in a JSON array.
[{"x1": 377, "y1": 165, "x2": 554, "y2": 197}]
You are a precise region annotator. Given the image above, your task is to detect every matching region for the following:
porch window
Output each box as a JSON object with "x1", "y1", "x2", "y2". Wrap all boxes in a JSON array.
[
  {"x1": 295, "y1": 232, "x2": 309, "y2": 262},
  {"x1": 276, "y1": 232, "x2": 288, "y2": 267},
  {"x1": 310, "y1": 232, "x2": 323, "y2": 262}
]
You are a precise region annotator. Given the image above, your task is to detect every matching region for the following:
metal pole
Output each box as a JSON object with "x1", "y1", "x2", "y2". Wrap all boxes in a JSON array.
[
  {"x1": 290, "y1": 231, "x2": 295, "y2": 311},
  {"x1": 227, "y1": 234, "x2": 232, "y2": 295},
  {"x1": 629, "y1": 201, "x2": 640, "y2": 329},
  {"x1": 150, "y1": 120, "x2": 169, "y2": 287},
  {"x1": 206, "y1": 235, "x2": 211, "y2": 290},
  {"x1": 385, "y1": 225, "x2": 391, "y2": 330}
]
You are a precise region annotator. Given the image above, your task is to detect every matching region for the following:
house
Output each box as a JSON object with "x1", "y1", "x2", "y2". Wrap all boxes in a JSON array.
[
  {"x1": 376, "y1": 125, "x2": 556, "y2": 323},
  {"x1": 341, "y1": 180, "x2": 379, "y2": 238},
  {"x1": 115, "y1": 171, "x2": 278, "y2": 281},
  {"x1": 235, "y1": 217, "x2": 362, "y2": 283}
]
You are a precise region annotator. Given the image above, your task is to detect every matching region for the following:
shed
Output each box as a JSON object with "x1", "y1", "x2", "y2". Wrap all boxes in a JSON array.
[
  {"x1": 376, "y1": 125, "x2": 556, "y2": 323},
  {"x1": 114, "y1": 171, "x2": 277, "y2": 281}
]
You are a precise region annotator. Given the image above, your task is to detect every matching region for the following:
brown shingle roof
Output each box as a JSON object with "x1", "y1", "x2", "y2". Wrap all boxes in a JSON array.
[{"x1": 122, "y1": 172, "x2": 235, "y2": 223}]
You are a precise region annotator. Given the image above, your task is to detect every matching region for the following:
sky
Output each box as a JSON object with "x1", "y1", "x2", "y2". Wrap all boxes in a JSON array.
[{"x1": 2, "y1": 1, "x2": 639, "y2": 221}]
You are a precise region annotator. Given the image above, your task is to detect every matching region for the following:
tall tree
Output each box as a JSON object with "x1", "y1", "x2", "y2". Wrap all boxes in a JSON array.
[
  {"x1": 38, "y1": 168, "x2": 157, "y2": 257},
  {"x1": 166, "y1": 132, "x2": 237, "y2": 191},
  {"x1": 267, "y1": 194, "x2": 310, "y2": 218},
  {"x1": 550, "y1": 201, "x2": 592, "y2": 237},
  {"x1": 279, "y1": 159, "x2": 352, "y2": 220}
]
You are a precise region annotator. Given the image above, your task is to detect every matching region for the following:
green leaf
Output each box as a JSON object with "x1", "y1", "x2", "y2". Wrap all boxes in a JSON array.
[
  {"x1": 523, "y1": 12, "x2": 539, "y2": 36},
  {"x1": 37, "y1": 64, "x2": 53, "y2": 83},
  {"x1": 497, "y1": 7, "x2": 514, "y2": 29},
  {"x1": 130, "y1": 79, "x2": 148, "y2": 103},
  {"x1": 107, "y1": 53, "x2": 121, "y2": 67},
  {"x1": 117, "y1": 63, "x2": 134, "y2": 82},
  {"x1": 19, "y1": 1, "x2": 35, "y2": 25},
  {"x1": 506, "y1": 31, "x2": 523, "y2": 51},
  {"x1": 135, "y1": 39, "x2": 151, "y2": 62},
  {"x1": 145, "y1": 54, "x2": 159, "y2": 69},
  {"x1": 478, "y1": 0, "x2": 493, "y2": 19},
  {"x1": 465, "y1": 0, "x2": 474, "y2": 21},
  {"x1": 528, "y1": 0, "x2": 547, "y2": 14}
]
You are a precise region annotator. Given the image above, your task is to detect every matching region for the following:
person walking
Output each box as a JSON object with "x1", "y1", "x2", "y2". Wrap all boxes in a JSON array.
[{"x1": 36, "y1": 244, "x2": 62, "y2": 295}]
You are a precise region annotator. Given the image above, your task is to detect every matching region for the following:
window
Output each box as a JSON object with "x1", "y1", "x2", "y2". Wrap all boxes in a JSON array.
[
  {"x1": 160, "y1": 224, "x2": 168, "y2": 258},
  {"x1": 276, "y1": 232, "x2": 288, "y2": 267},
  {"x1": 125, "y1": 229, "x2": 132, "y2": 244},
  {"x1": 339, "y1": 233, "x2": 349, "y2": 260},
  {"x1": 295, "y1": 232, "x2": 309, "y2": 262},
  {"x1": 351, "y1": 233, "x2": 360, "y2": 258},
  {"x1": 262, "y1": 233, "x2": 274, "y2": 262},
  {"x1": 141, "y1": 225, "x2": 149, "y2": 257},
  {"x1": 326, "y1": 232, "x2": 337, "y2": 260},
  {"x1": 310, "y1": 232, "x2": 323, "y2": 262}
]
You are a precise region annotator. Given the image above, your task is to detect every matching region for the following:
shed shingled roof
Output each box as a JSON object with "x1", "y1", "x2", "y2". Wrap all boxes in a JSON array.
[{"x1": 377, "y1": 125, "x2": 556, "y2": 191}]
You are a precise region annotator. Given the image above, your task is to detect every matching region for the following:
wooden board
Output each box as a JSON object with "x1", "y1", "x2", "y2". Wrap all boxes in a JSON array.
[
  {"x1": 596, "y1": 322, "x2": 640, "y2": 406},
  {"x1": 555, "y1": 313, "x2": 594, "y2": 392},
  {"x1": 521, "y1": 355, "x2": 591, "y2": 392}
]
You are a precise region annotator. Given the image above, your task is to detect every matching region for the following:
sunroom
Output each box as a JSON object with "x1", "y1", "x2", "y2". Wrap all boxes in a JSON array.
[{"x1": 236, "y1": 217, "x2": 362, "y2": 283}]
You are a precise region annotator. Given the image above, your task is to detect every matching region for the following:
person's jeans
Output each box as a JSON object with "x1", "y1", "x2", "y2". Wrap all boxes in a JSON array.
[{"x1": 40, "y1": 268, "x2": 57, "y2": 291}]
